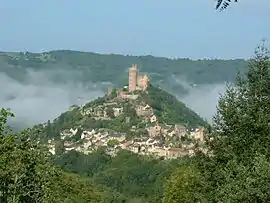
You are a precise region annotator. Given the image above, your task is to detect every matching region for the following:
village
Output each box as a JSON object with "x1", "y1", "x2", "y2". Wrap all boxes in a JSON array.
[
  {"x1": 47, "y1": 64, "x2": 206, "y2": 159},
  {"x1": 47, "y1": 122, "x2": 206, "y2": 159}
]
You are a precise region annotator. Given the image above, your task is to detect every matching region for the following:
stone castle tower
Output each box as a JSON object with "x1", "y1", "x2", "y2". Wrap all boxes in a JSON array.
[{"x1": 128, "y1": 64, "x2": 137, "y2": 92}]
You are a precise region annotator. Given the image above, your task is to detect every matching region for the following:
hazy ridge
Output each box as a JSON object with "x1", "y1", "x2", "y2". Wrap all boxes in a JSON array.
[{"x1": 0, "y1": 50, "x2": 247, "y2": 129}]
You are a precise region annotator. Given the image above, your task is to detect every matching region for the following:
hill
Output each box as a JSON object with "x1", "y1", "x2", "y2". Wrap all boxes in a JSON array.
[
  {"x1": 0, "y1": 50, "x2": 247, "y2": 95},
  {"x1": 31, "y1": 77, "x2": 208, "y2": 159}
]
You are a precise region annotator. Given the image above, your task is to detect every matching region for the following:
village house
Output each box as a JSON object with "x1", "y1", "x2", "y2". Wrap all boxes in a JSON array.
[
  {"x1": 147, "y1": 125, "x2": 161, "y2": 137},
  {"x1": 174, "y1": 124, "x2": 187, "y2": 137},
  {"x1": 194, "y1": 127, "x2": 204, "y2": 142},
  {"x1": 150, "y1": 115, "x2": 157, "y2": 123},
  {"x1": 113, "y1": 107, "x2": 123, "y2": 117},
  {"x1": 166, "y1": 148, "x2": 189, "y2": 159}
]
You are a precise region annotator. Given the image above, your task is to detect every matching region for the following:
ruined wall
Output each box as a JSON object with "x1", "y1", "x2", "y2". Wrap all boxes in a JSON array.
[{"x1": 137, "y1": 74, "x2": 149, "y2": 90}]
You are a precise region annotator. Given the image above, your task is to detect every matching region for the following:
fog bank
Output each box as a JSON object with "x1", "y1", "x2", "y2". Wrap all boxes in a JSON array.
[
  {"x1": 0, "y1": 69, "x2": 104, "y2": 129},
  {"x1": 0, "y1": 69, "x2": 227, "y2": 130},
  {"x1": 171, "y1": 75, "x2": 227, "y2": 123},
  {"x1": 181, "y1": 84, "x2": 226, "y2": 123}
]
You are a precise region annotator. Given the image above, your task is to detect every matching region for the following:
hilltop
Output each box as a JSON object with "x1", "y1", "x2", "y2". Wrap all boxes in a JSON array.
[
  {"x1": 31, "y1": 65, "x2": 208, "y2": 159},
  {"x1": 0, "y1": 50, "x2": 247, "y2": 95}
]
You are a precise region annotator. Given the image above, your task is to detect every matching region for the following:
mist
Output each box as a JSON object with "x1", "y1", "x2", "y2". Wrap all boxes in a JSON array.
[
  {"x1": 181, "y1": 84, "x2": 227, "y2": 123},
  {"x1": 0, "y1": 69, "x2": 228, "y2": 130},
  {"x1": 171, "y1": 75, "x2": 227, "y2": 123},
  {"x1": 0, "y1": 69, "x2": 104, "y2": 130}
]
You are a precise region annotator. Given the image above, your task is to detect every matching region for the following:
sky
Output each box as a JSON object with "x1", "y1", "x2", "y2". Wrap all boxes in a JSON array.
[{"x1": 1, "y1": 0, "x2": 270, "y2": 59}]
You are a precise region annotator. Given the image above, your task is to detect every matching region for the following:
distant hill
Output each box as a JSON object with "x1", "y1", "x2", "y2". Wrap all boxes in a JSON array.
[{"x1": 0, "y1": 50, "x2": 247, "y2": 95}]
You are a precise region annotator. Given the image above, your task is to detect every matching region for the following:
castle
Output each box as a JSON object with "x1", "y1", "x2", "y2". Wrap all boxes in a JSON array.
[
  {"x1": 108, "y1": 64, "x2": 149, "y2": 98},
  {"x1": 128, "y1": 64, "x2": 149, "y2": 92}
]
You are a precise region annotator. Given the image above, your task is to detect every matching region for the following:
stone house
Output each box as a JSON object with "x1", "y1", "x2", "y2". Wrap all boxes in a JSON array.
[
  {"x1": 150, "y1": 115, "x2": 157, "y2": 123},
  {"x1": 174, "y1": 124, "x2": 187, "y2": 137},
  {"x1": 113, "y1": 107, "x2": 123, "y2": 117},
  {"x1": 135, "y1": 105, "x2": 153, "y2": 117},
  {"x1": 147, "y1": 125, "x2": 161, "y2": 137},
  {"x1": 194, "y1": 128, "x2": 204, "y2": 142},
  {"x1": 166, "y1": 148, "x2": 189, "y2": 159}
]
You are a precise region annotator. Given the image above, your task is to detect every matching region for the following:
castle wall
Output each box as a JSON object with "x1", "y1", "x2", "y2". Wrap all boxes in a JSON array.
[{"x1": 137, "y1": 75, "x2": 149, "y2": 90}]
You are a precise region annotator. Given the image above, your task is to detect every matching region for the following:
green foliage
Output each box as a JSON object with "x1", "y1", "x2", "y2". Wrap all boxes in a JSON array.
[
  {"x1": 213, "y1": 154, "x2": 270, "y2": 202},
  {"x1": 54, "y1": 149, "x2": 185, "y2": 202},
  {"x1": 0, "y1": 109, "x2": 128, "y2": 202},
  {"x1": 106, "y1": 107, "x2": 115, "y2": 118},
  {"x1": 53, "y1": 149, "x2": 112, "y2": 177},
  {"x1": 73, "y1": 128, "x2": 83, "y2": 142},
  {"x1": 0, "y1": 108, "x2": 14, "y2": 136},
  {"x1": 211, "y1": 44, "x2": 270, "y2": 163},
  {"x1": 51, "y1": 172, "x2": 126, "y2": 203},
  {"x1": 111, "y1": 88, "x2": 117, "y2": 98},
  {"x1": 55, "y1": 140, "x2": 65, "y2": 155},
  {"x1": 163, "y1": 44, "x2": 270, "y2": 202},
  {"x1": 0, "y1": 108, "x2": 60, "y2": 203},
  {"x1": 202, "y1": 44, "x2": 270, "y2": 202},
  {"x1": 107, "y1": 139, "x2": 119, "y2": 147},
  {"x1": 56, "y1": 110, "x2": 83, "y2": 131},
  {"x1": 84, "y1": 97, "x2": 107, "y2": 109},
  {"x1": 163, "y1": 164, "x2": 207, "y2": 203},
  {"x1": 144, "y1": 84, "x2": 208, "y2": 127}
]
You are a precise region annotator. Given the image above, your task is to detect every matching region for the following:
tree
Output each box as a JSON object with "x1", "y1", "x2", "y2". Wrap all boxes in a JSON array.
[
  {"x1": 106, "y1": 107, "x2": 115, "y2": 118},
  {"x1": 111, "y1": 88, "x2": 117, "y2": 98},
  {"x1": 55, "y1": 140, "x2": 65, "y2": 155},
  {"x1": 216, "y1": 0, "x2": 238, "y2": 11},
  {"x1": 0, "y1": 108, "x2": 61, "y2": 203},
  {"x1": 197, "y1": 43, "x2": 270, "y2": 202},
  {"x1": 163, "y1": 164, "x2": 208, "y2": 203},
  {"x1": 107, "y1": 139, "x2": 119, "y2": 148},
  {"x1": 210, "y1": 43, "x2": 270, "y2": 164},
  {"x1": 163, "y1": 44, "x2": 270, "y2": 203},
  {"x1": 213, "y1": 154, "x2": 270, "y2": 202}
]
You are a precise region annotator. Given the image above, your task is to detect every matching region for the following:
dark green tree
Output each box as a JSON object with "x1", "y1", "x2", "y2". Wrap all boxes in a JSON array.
[
  {"x1": 210, "y1": 44, "x2": 270, "y2": 163},
  {"x1": 111, "y1": 88, "x2": 117, "y2": 98},
  {"x1": 163, "y1": 44, "x2": 270, "y2": 202},
  {"x1": 55, "y1": 140, "x2": 65, "y2": 155},
  {"x1": 200, "y1": 44, "x2": 270, "y2": 202},
  {"x1": 106, "y1": 107, "x2": 115, "y2": 118},
  {"x1": 163, "y1": 164, "x2": 208, "y2": 203},
  {"x1": 107, "y1": 139, "x2": 119, "y2": 148},
  {"x1": 0, "y1": 108, "x2": 61, "y2": 203}
]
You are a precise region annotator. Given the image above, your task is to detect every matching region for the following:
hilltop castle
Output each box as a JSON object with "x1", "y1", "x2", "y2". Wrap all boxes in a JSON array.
[
  {"x1": 128, "y1": 64, "x2": 149, "y2": 92},
  {"x1": 107, "y1": 64, "x2": 149, "y2": 99}
]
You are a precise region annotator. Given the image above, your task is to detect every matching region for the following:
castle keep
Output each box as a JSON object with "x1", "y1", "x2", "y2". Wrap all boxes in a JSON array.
[
  {"x1": 128, "y1": 64, "x2": 149, "y2": 92},
  {"x1": 129, "y1": 64, "x2": 137, "y2": 92},
  {"x1": 107, "y1": 64, "x2": 149, "y2": 99}
]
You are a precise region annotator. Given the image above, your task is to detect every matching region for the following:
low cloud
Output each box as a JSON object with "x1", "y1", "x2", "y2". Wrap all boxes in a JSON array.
[
  {"x1": 1, "y1": 69, "x2": 228, "y2": 130},
  {"x1": 0, "y1": 69, "x2": 104, "y2": 130},
  {"x1": 171, "y1": 75, "x2": 227, "y2": 123},
  {"x1": 180, "y1": 84, "x2": 227, "y2": 123}
]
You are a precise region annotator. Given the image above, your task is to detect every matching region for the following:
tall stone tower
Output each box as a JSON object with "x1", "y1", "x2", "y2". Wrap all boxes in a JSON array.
[{"x1": 129, "y1": 64, "x2": 137, "y2": 92}]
